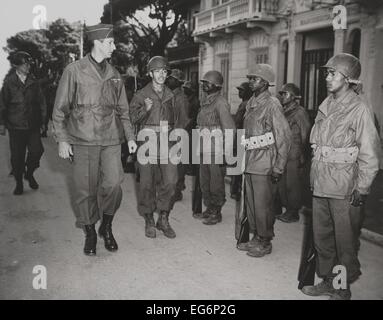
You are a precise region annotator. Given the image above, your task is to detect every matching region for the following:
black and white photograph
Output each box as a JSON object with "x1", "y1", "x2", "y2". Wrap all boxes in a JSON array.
[{"x1": 0, "y1": 0, "x2": 382, "y2": 304}]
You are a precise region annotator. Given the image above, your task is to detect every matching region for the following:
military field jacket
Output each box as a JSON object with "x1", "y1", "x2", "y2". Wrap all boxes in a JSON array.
[
  {"x1": 310, "y1": 90, "x2": 380, "y2": 198},
  {"x1": 243, "y1": 90, "x2": 292, "y2": 175},
  {"x1": 52, "y1": 54, "x2": 135, "y2": 146}
]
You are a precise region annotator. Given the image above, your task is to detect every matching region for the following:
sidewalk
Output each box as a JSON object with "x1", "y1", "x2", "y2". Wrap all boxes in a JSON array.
[{"x1": 0, "y1": 135, "x2": 382, "y2": 300}]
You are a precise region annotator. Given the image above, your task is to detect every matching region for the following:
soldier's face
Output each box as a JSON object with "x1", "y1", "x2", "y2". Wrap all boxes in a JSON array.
[
  {"x1": 325, "y1": 68, "x2": 347, "y2": 94},
  {"x1": 280, "y1": 91, "x2": 294, "y2": 106},
  {"x1": 201, "y1": 80, "x2": 215, "y2": 93},
  {"x1": 151, "y1": 68, "x2": 168, "y2": 85},
  {"x1": 166, "y1": 76, "x2": 178, "y2": 90},
  {"x1": 96, "y1": 38, "x2": 116, "y2": 59},
  {"x1": 16, "y1": 62, "x2": 30, "y2": 76},
  {"x1": 248, "y1": 76, "x2": 265, "y2": 92}
]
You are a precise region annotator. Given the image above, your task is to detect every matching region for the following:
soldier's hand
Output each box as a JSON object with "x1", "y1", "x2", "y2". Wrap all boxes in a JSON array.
[
  {"x1": 0, "y1": 125, "x2": 6, "y2": 136},
  {"x1": 144, "y1": 98, "x2": 153, "y2": 111},
  {"x1": 58, "y1": 141, "x2": 73, "y2": 160},
  {"x1": 127, "y1": 140, "x2": 137, "y2": 154},
  {"x1": 350, "y1": 189, "x2": 367, "y2": 207},
  {"x1": 270, "y1": 171, "x2": 282, "y2": 184}
]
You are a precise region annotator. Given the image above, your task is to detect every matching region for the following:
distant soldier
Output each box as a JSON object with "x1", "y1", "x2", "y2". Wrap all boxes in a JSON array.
[
  {"x1": 53, "y1": 24, "x2": 137, "y2": 256},
  {"x1": 301, "y1": 53, "x2": 380, "y2": 300},
  {"x1": 237, "y1": 64, "x2": 291, "y2": 258},
  {"x1": 277, "y1": 83, "x2": 311, "y2": 223},
  {"x1": 0, "y1": 51, "x2": 46, "y2": 195},
  {"x1": 166, "y1": 69, "x2": 190, "y2": 203},
  {"x1": 130, "y1": 56, "x2": 188, "y2": 239},
  {"x1": 230, "y1": 82, "x2": 252, "y2": 201},
  {"x1": 197, "y1": 70, "x2": 235, "y2": 225}
]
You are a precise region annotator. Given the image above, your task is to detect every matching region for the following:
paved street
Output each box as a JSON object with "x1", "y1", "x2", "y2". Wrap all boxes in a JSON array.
[{"x1": 0, "y1": 135, "x2": 382, "y2": 300}]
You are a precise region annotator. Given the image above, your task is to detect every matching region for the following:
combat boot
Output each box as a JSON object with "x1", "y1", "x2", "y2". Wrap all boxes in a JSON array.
[
  {"x1": 13, "y1": 176, "x2": 24, "y2": 195},
  {"x1": 25, "y1": 170, "x2": 39, "y2": 190},
  {"x1": 193, "y1": 207, "x2": 213, "y2": 220},
  {"x1": 156, "y1": 211, "x2": 176, "y2": 239},
  {"x1": 301, "y1": 278, "x2": 335, "y2": 297},
  {"x1": 202, "y1": 207, "x2": 222, "y2": 225},
  {"x1": 277, "y1": 210, "x2": 299, "y2": 223},
  {"x1": 237, "y1": 234, "x2": 262, "y2": 251},
  {"x1": 246, "y1": 238, "x2": 272, "y2": 258},
  {"x1": 98, "y1": 214, "x2": 118, "y2": 252},
  {"x1": 329, "y1": 288, "x2": 351, "y2": 300},
  {"x1": 84, "y1": 224, "x2": 97, "y2": 256},
  {"x1": 144, "y1": 213, "x2": 156, "y2": 238}
]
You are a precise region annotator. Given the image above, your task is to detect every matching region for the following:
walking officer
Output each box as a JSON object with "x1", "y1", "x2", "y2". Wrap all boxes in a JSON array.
[
  {"x1": 53, "y1": 24, "x2": 137, "y2": 256},
  {"x1": 0, "y1": 51, "x2": 46, "y2": 195},
  {"x1": 301, "y1": 53, "x2": 380, "y2": 300},
  {"x1": 237, "y1": 64, "x2": 291, "y2": 257},
  {"x1": 130, "y1": 56, "x2": 188, "y2": 239},
  {"x1": 197, "y1": 70, "x2": 235, "y2": 225},
  {"x1": 277, "y1": 83, "x2": 311, "y2": 223}
]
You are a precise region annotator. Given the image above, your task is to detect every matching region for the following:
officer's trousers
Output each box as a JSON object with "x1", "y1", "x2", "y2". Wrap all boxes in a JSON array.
[
  {"x1": 200, "y1": 163, "x2": 226, "y2": 209},
  {"x1": 72, "y1": 145, "x2": 124, "y2": 227},
  {"x1": 278, "y1": 159, "x2": 302, "y2": 213},
  {"x1": 245, "y1": 174, "x2": 277, "y2": 240},
  {"x1": 137, "y1": 162, "x2": 177, "y2": 215},
  {"x1": 9, "y1": 129, "x2": 44, "y2": 179},
  {"x1": 312, "y1": 196, "x2": 363, "y2": 284},
  {"x1": 175, "y1": 163, "x2": 186, "y2": 194}
]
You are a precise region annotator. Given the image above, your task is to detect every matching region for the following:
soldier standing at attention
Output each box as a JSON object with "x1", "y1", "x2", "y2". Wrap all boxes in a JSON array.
[
  {"x1": 277, "y1": 83, "x2": 311, "y2": 223},
  {"x1": 53, "y1": 24, "x2": 137, "y2": 256},
  {"x1": 237, "y1": 64, "x2": 291, "y2": 258},
  {"x1": 197, "y1": 70, "x2": 235, "y2": 225},
  {"x1": 301, "y1": 53, "x2": 380, "y2": 300}
]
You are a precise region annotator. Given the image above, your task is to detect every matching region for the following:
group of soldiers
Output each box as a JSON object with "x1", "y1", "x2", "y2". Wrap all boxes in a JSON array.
[{"x1": 1, "y1": 23, "x2": 381, "y2": 300}]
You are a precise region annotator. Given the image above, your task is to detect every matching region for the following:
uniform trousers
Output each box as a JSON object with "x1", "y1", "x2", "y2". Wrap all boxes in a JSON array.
[
  {"x1": 72, "y1": 145, "x2": 124, "y2": 227},
  {"x1": 199, "y1": 163, "x2": 226, "y2": 210},
  {"x1": 278, "y1": 159, "x2": 302, "y2": 213},
  {"x1": 312, "y1": 196, "x2": 363, "y2": 284}
]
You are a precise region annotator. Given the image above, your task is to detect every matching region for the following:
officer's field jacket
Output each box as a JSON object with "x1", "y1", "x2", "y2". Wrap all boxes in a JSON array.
[
  {"x1": 52, "y1": 54, "x2": 135, "y2": 145},
  {"x1": 172, "y1": 86, "x2": 190, "y2": 130},
  {"x1": 0, "y1": 71, "x2": 46, "y2": 130},
  {"x1": 243, "y1": 90, "x2": 292, "y2": 175},
  {"x1": 283, "y1": 101, "x2": 311, "y2": 162},
  {"x1": 310, "y1": 90, "x2": 380, "y2": 198},
  {"x1": 196, "y1": 91, "x2": 235, "y2": 156}
]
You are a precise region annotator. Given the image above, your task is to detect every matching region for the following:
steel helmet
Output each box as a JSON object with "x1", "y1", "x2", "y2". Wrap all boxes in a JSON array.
[
  {"x1": 168, "y1": 69, "x2": 185, "y2": 82},
  {"x1": 322, "y1": 53, "x2": 361, "y2": 83},
  {"x1": 279, "y1": 83, "x2": 301, "y2": 98},
  {"x1": 201, "y1": 70, "x2": 224, "y2": 87},
  {"x1": 247, "y1": 64, "x2": 275, "y2": 84},
  {"x1": 9, "y1": 51, "x2": 33, "y2": 66},
  {"x1": 147, "y1": 56, "x2": 169, "y2": 72}
]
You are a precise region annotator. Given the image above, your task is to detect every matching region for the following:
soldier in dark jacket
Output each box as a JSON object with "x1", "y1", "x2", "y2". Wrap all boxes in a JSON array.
[
  {"x1": 0, "y1": 51, "x2": 46, "y2": 195},
  {"x1": 53, "y1": 24, "x2": 137, "y2": 256},
  {"x1": 166, "y1": 69, "x2": 190, "y2": 203},
  {"x1": 130, "y1": 56, "x2": 189, "y2": 239},
  {"x1": 230, "y1": 82, "x2": 252, "y2": 201},
  {"x1": 197, "y1": 70, "x2": 235, "y2": 225},
  {"x1": 276, "y1": 83, "x2": 311, "y2": 223}
]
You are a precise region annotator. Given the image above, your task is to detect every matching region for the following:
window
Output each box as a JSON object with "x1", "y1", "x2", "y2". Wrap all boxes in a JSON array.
[
  {"x1": 220, "y1": 56, "x2": 230, "y2": 100},
  {"x1": 251, "y1": 47, "x2": 269, "y2": 64}
]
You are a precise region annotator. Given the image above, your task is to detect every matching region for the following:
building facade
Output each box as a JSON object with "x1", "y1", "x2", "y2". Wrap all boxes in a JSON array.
[{"x1": 192, "y1": 0, "x2": 383, "y2": 146}]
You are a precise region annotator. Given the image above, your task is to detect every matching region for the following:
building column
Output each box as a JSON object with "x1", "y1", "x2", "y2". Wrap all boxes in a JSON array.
[
  {"x1": 333, "y1": 29, "x2": 346, "y2": 54},
  {"x1": 269, "y1": 33, "x2": 279, "y2": 93},
  {"x1": 287, "y1": 31, "x2": 303, "y2": 86}
]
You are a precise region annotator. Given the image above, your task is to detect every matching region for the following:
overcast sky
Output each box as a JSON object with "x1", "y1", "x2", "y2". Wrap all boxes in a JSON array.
[{"x1": 0, "y1": 0, "x2": 107, "y2": 82}]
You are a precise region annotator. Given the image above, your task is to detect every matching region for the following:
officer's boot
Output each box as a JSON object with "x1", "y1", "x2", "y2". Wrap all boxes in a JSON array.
[
  {"x1": 98, "y1": 214, "x2": 118, "y2": 252},
  {"x1": 246, "y1": 237, "x2": 272, "y2": 258},
  {"x1": 144, "y1": 213, "x2": 156, "y2": 238},
  {"x1": 237, "y1": 234, "x2": 262, "y2": 251},
  {"x1": 13, "y1": 174, "x2": 24, "y2": 195},
  {"x1": 25, "y1": 168, "x2": 39, "y2": 190},
  {"x1": 329, "y1": 284, "x2": 352, "y2": 300},
  {"x1": 301, "y1": 278, "x2": 335, "y2": 297},
  {"x1": 202, "y1": 207, "x2": 222, "y2": 225},
  {"x1": 83, "y1": 224, "x2": 97, "y2": 256},
  {"x1": 156, "y1": 211, "x2": 176, "y2": 239}
]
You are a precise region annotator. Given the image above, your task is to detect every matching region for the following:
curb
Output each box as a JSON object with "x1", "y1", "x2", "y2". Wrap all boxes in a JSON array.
[{"x1": 360, "y1": 228, "x2": 383, "y2": 248}]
